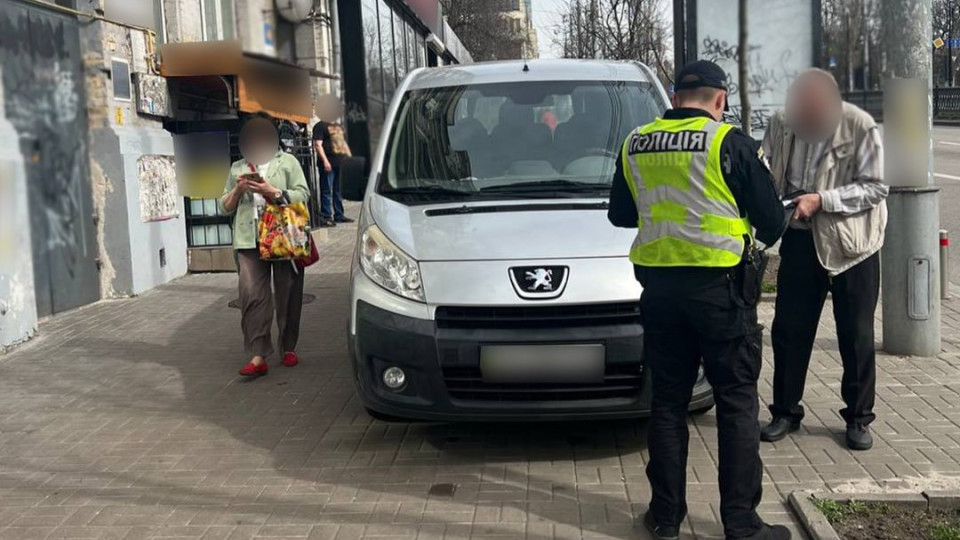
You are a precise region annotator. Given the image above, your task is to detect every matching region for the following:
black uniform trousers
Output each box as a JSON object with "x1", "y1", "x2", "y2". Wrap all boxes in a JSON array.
[
  {"x1": 640, "y1": 266, "x2": 764, "y2": 539},
  {"x1": 770, "y1": 228, "x2": 879, "y2": 426}
]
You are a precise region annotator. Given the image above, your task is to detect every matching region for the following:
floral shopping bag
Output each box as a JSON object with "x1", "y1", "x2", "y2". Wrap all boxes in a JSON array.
[{"x1": 258, "y1": 202, "x2": 312, "y2": 261}]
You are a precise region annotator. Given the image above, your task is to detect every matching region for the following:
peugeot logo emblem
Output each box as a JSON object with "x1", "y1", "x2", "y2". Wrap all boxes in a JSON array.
[
  {"x1": 525, "y1": 268, "x2": 554, "y2": 291},
  {"x1": 509, "y1": 266, "x2": 569, "y2": 299}
]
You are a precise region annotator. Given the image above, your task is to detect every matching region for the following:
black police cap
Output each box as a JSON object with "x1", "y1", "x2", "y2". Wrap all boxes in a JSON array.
[{"x1": 675, "y1": 60, "x2": 730, "y2": 111}]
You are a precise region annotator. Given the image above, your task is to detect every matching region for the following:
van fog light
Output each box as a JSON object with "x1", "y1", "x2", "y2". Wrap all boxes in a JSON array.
[{"x1": 383, "y1": 367, "x2": 406, "y2": 389}]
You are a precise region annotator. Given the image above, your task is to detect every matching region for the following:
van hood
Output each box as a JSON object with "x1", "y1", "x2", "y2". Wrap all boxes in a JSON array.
[{"x1": 369, "y1": 195, "x2": 636, "y2": 262}]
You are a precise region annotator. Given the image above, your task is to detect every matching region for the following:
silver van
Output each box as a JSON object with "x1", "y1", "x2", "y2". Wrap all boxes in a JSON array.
[{"x1": 341, "y1": 59, "x2": 714, "y2": 421}]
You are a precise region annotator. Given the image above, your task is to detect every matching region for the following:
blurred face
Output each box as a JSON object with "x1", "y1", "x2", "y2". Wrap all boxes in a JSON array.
[
  {"x1": 315, "y1": 94, "x2": 343, "y2": 122},
  {"x1": 786, "y1": 72, "x2": 842, "y2": 143},
  {"x1": 239, "y1": 118, "x2": 278, "y2": 165}
]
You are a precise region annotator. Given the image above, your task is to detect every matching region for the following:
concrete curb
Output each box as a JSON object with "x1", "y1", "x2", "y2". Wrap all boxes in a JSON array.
[
  {"x1": 789, "y1": 490, "x2": 960, "y2": 540},
  {"x1": 788, "y1": 492, "x2": 841, "y2": 540},
  {"x1": 925, "y1": 490, "x2": 960, "y2": 509}
]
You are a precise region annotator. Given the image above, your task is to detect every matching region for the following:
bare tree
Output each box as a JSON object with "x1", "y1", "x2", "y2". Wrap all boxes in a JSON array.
[
  {"x1": 441, "y1": 0, "x2": 533, "y2": 61},
  {"x1": 821, "y1": 0, "x2": 881, "y2": 91},
  {"x1": 933, "y1": 0, "x2": 960, "y2": 85},
  {"x1": 738, "y1": 0, "x2": 751, "y2": 137},
  {"x1": 554, "y1": 0, "x2": 673, "y2": 85}
]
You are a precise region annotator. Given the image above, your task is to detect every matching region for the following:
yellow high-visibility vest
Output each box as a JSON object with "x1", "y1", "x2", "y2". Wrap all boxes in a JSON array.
[{"x1": 622, "y1": 116, "x2": 751, "y2": 268}]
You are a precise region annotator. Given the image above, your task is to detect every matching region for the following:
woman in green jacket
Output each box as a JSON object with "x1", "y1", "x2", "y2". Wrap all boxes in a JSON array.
[{"x1": 219, "y1": 115, "x2": 311, "y2": 377}]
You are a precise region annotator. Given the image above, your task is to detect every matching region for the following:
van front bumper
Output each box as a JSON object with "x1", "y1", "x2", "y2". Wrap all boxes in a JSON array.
[{"x1": 349, "y1": 300, "x2": 714, "y2": 422}]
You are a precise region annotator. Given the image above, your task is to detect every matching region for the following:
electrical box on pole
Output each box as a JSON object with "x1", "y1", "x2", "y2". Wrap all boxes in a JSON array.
[{"x1": 880, "y1": 0, "x2": 941, "y2": 356}]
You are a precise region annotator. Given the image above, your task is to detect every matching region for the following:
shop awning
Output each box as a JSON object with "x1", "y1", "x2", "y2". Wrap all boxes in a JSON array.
[{"x1": 159, "y1": 41, "x2": 312, "y2": 124}]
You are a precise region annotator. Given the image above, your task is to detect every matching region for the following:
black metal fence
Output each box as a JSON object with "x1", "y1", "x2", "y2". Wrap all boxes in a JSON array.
[{"x1": 843, "y1": 88, "x2": 960, "y2": 121}]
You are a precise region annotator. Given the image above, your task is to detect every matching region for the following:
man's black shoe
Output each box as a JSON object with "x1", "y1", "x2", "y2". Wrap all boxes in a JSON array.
[
  {"x1": 641, "y1": 510, "x2": 679, "y2": 540},
  {"x1": 846, "y1": 423, "x2": 873, "y2": 451},
  {"x1": 335, "y1": 217, "x2": 355, "y2": 224},
  {"x1": 735, "y1": 523, "x2": 791, "y2": 540},
  {"x1": 319, "y1": 219, "x2": 337, "y2": 228},
  {"x1": 760, "y1": 417, "x2": 800, "y2": 442}
]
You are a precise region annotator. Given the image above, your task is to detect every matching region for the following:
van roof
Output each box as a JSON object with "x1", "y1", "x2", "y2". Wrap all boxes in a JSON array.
[{"x1": 406, "y1": 59, "x2": 661, "y2": 90}]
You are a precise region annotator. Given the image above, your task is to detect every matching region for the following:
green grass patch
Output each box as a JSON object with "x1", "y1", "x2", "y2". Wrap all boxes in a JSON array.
[
  {"x1": 813, "y1": 498, "x2": 884, "y2": 523},
  {"x1": 931, "y1": 523, "x2": 960, "y2": 540},
  {"x1": 761, "y1": 283, "x2": 777, "y2": 294}
]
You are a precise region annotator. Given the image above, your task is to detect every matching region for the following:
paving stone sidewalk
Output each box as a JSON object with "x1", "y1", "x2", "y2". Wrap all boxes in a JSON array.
[{"x1": 2, "y1": 209, "x2": 960, "y2": 539}]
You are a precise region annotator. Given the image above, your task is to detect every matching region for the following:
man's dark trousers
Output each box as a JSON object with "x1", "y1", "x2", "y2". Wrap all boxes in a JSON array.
[
  {"x1": 770, "y1": 228, "x2": 879, "y2": 426},
  {"x1": 641, "y1": 267, "x2": 764, "y2": 539}
]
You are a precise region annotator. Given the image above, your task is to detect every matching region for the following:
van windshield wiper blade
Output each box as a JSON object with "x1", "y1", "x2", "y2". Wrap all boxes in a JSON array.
[
  {"x1": 383, "y1": 185, "x2": 474, "y2": 196},
  {"x1": 479, "y1": 180, "x2": 609, "y2": 192}
]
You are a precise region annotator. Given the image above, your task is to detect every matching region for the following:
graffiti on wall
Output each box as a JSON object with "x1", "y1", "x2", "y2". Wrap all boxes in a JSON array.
[
  {"x1": 1, "y1": 14, "x2": 86, "y2": 258},
  {"x1": 134, "y1": 73, "x2": 171, "y2": 117},
  {"x1": 138, "y1": 155, "x2": 179, "y2": 222},
  {"x1": 696, "y1": 0, "x2": 813, "y2": 138},
  {"x1": 0, "y1": 2, "x2": 101, "y2": 316}
]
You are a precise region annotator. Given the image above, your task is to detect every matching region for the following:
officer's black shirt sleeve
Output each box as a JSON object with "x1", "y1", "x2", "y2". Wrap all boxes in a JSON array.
[
  {"x1": 607, "y1": 156, "x2": 638, "y2": 228},
  {"x1": 720, "y1": 128, "x2": 788, "y2": 247},
  {"x1": 608, "y1": 108, "x2": 787, "y2": 246}
]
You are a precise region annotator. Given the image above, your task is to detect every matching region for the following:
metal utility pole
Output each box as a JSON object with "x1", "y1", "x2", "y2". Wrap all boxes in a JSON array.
[
  {"x1": 947, "y1": 36, "x2": 953, "y2": 86},
  {"x1": 673, "y1": 0, "x2": 685, "y2": 80},
  {"x1": 881, "y1": 0, "x2": 941, "y2": 356},
  {"x1": 846, "y1": 4, "x2": 854, "y2": 91},
  {"x1": 738, "y1": 0, "x2": 751, "y2": 136}
]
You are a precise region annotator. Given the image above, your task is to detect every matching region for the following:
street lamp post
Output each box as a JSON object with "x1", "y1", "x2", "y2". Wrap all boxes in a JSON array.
[{"x1": 880, "y1": 0, "x2": 942, "y2": 356}]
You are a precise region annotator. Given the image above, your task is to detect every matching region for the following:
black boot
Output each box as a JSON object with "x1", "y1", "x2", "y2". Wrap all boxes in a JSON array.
[
  {"x1": 846, "y1": 423, "x2": 873, "y2": 451},
  {"x1": 641, "y1": 510, "x2": 680, "y2": 540},
  {"x1": 760, "y1": 417, "x2": 800, "y2": 442},
  {"x1": 734, "y1": 523, "x2": 792, "y2": 540}
]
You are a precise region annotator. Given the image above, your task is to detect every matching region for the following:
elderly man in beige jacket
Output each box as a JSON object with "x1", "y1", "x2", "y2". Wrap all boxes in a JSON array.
[{"x1": 759, "y1": 69, "x2": 889, "y2": 451}]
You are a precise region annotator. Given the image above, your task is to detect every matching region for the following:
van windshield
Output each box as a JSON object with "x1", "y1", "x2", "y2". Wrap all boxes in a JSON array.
[{"x1": 378, "y1": 80, "x2": 665, "y2": 202}]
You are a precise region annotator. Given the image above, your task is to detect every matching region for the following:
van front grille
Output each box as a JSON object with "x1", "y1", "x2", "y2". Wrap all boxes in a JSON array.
[
  {"x1": 442, "y1": 364, "x2": 643, "y2": 402},
  {"x1": 434, "y1": 302, "x2": 641, "y2": 330}
]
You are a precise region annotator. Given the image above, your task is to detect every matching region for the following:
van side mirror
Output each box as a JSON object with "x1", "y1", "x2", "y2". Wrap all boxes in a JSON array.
[{"x1": 340, "y1": 157, "x2": 368, "y2": 201}]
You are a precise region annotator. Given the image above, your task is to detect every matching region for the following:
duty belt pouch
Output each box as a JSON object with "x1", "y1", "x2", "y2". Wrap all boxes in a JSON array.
[{"x1": 733, "y1": 246, "x2": 768, "y2": 308}]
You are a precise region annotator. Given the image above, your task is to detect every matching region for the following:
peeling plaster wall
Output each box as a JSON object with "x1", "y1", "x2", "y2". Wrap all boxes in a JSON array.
[
  {"x1": 0, "y1": 64, "x2": 37, "y2": 351},
  {"x1": 83, "y1": 19, "x2": 187, "y2": 298}
]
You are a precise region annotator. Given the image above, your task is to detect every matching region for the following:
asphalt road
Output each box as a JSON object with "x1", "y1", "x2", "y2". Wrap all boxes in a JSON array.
[{"x1": 933, "y1": 125, "x2": 960, "y2": 285}]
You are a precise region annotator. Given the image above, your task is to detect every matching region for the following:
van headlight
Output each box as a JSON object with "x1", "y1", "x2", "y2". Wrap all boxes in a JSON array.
[{"x1": 359, "y1": 225, "x2": 424, "y2": 302}]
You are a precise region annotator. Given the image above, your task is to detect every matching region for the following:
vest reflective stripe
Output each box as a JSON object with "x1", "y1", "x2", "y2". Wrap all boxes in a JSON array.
[{"x1": 622, "y1": 116, "x2": 751, "y2": 268}]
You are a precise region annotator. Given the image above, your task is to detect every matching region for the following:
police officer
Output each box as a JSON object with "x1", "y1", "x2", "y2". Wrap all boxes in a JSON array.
[{"x1": 608, "y1": 60, "x2": 790, "y2": 540}]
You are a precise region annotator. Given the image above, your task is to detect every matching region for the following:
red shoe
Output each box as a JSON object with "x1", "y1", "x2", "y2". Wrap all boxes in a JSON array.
[
  {"x1": 239, "y1": 360, "x2": 268, "y2": 377},
  {"x1": 282, "y1": 352, "x2": 299, "y2": 367}
]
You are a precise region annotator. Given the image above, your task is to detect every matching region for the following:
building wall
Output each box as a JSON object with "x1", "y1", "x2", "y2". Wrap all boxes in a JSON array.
[
  {"x1": 499, "y1": 0, "x2": 539, "y2": 59},
  {"x1": 162, "y1": 0, "x2": 204, "y2": 43},
  {"x1": 236, "y1": 0, "x2": 279, "y2": 57},
  {"x1": 0, "y1": 63, "x2": 37, "y2": 351},
  {"x1": 82, "y1": 17, "x2": 187, "y2": 297},
  {"x1": 295, "y1": 1, "x2": 340, "y2": 103}
]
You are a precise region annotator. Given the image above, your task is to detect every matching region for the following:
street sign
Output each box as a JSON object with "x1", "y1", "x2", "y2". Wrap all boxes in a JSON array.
[
  {"x1": 935, "y1": 37, "x2": 946, "y2": 49},
  {"x1": 950, "y1": 38, "x2": 960, "y2": 48},
  {"x1": 829, "y1": 56, "x2": 837, "y2": 68}
]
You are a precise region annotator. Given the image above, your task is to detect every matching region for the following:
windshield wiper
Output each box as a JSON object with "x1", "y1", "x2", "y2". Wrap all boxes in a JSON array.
[
  {"x1": 479, "y1": 180, "x2": 609, "y2": 193},
  {"x1": 383, "y1": 185, "x2": 473, "y2": 196}
]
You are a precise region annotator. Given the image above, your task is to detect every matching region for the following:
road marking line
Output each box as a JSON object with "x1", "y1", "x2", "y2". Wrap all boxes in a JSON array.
[
  {"x1": 938, "y1": 141, "x2": 960, "y2": 147},
  {"x1": 935, "y1": 172, "x2": 960, "y2": 182}
]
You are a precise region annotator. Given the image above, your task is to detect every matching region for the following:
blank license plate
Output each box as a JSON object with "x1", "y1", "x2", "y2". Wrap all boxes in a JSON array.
[{"x1": 480, "y1": 344, "x2": 605, "y2": 384}]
